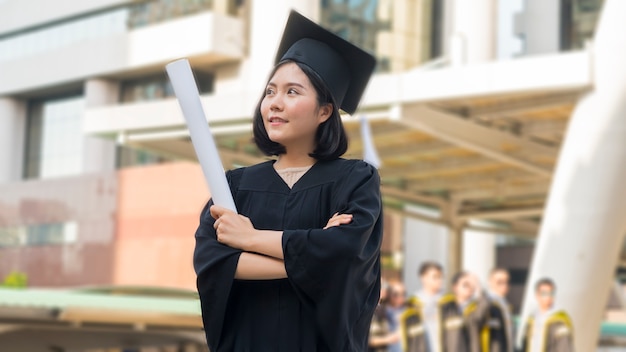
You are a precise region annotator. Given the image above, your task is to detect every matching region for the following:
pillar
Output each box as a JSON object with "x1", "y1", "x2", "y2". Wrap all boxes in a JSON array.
[
  {"x1": 0, "y1": 97, "x2": 26, "y2": 182},
  {"x1": 83, "y1": 79, "x2": 119, "y2": 173},
  {"x1": 519, "y1": 1, "x2": 626, "y2": 350}
]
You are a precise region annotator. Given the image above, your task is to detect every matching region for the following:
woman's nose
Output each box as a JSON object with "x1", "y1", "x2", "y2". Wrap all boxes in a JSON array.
[{"x1": 269, "y1": 94, "x2": 284, "y2": 111}]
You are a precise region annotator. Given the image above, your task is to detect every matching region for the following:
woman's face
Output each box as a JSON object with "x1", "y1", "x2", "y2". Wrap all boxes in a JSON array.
[
  {"x1": 260, "y1": 62, "x2": 331, "y2": 153},
  {"x1": 421, "y1": 268, "x2": 443, "y2": 294},
  {"x1": 453, "y1": 275, "x2": 475, "y2": 303}
]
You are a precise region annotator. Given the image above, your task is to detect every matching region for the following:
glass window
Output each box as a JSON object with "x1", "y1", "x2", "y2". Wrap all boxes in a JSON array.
[
  {"x1": 128, "y1": 0, "x2": 214, "y2": 28},
  {"x1": 23, "y1": 104, "x2": 43, "y2": 179},
  {"x1": 320, "y1": 0, "x2": 443, "y2": 72},
  {"x1": 227, "y1": 0, "x2": 246, "y2": 17},
  {"x1": 0, "y1": 222, "x2": 77, "y2": 247},
  {"x1": 0, "y1": 227, "x2": 25, "y2": 247},
  {"x1": 116, "y1": 145, "x2": 171, "y2": 169},
  {"x1": 561, "y1": 0, "x2": 604, "y2": 51},
  {"x1": 429, "y1": 0, "x2": 445, "y2": 59},
  {"x1": 497, "y1": 0, "x2": 525, "y2": 60},
  {"x1": 0, "y1": 0, "x2": 217, "y2": 63},
  {"x1": 0, "y1": 8, "x2": 129, "y2": 63},
  {"x1": 23, "y1": 95, "x2": 85, "y2": 179},
  {"x1": 320, "y1": 0, "x2": 391, "y2": 71},
  {"x1": 27, "y1": 223, "x2": 65, "y2": 245},
  {"x1": 119, "y1": 71, "x2": 213, "y2": 103}
]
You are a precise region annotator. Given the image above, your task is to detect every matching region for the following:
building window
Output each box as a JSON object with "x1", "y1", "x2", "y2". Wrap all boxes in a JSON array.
[
  {"x1": 320, "y1": 0, "x2": 392, "y2": 71},
  {"x1": 0, "y1": 227, "x2": 25, "y2": 247},
  {"x1": 0, "y1": 8, "x2": 128, "y2": 63},
  {"x1": 128, "y1": 0, "x2": 215, "y2": 28},
  {"x1": 429, "y1": 0, "x2": 445, "y2": 60},
  {"x1": 116, "y1": 145, "x2": 171, "y2": 169},
  {"x1": 23, "y1": 95, "x2": 85, "y2": 179},
  {"x1": 320, "y1": 0, "x2": 444, "y2": 71},
  {"x1": 560, "y1": 0, "x2": 604, "y2": 51},
  {"x1": 0, "y1": 0, "x2": 218, "y2": 63},
  {"x1": 119, "y1": 71, "x2": 213, "y2": 103},
  {"x1": 226, "y1": 0, "x2": 247, "y2": 17},
  {"x1": 0, "y1": 222, "x2": 78, "y2": 247}
]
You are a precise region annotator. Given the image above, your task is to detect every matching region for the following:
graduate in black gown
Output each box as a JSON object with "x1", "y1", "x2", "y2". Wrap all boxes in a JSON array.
[{"x1": 193, "y1": 10, "x2": 381, "y2": 352}]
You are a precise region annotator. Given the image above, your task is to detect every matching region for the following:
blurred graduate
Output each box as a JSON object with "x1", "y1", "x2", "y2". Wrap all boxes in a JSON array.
[
  {"x1": 193, "y1": 10, "x2": 382, "y2": 352},
  {"x1": 439, "y1": 272, "x2": 490, "y2": 352},
  {"x1": 485, "y1": 268, "x2": 514, "y2": 352},
  {"x1": 404, "y1": 261, "x2": 446, "y2": 352},
  {"x1": 521, "y1": 278, "x2": 574, "y2": 352}
]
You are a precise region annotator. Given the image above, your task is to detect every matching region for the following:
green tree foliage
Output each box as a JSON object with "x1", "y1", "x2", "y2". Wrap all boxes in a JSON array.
[{"x1": 2, "y1": 271, "x2": 28, "y2": 288}]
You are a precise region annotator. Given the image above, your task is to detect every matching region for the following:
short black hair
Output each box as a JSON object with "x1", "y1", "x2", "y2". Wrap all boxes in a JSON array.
[
  {"x1": 418, "y1": 261, "x2": 443, "y2": 277},
  {"x1": 252, "y1": 60, "x2": 348, "y2": 161},
  {"x1": 490, "y1": 267, "x2": 509, "y2": 277},
  {"x1": 535, "y1": 277, "x2": 556, "y2": 292},
  {"x1": 451, "y1": 271, "x2": 469, "y2": 287}
]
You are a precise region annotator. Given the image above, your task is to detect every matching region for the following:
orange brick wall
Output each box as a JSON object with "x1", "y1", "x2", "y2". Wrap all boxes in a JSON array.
[{"x1": 114, "y1": 162, "x2": 209, "y2": 290}]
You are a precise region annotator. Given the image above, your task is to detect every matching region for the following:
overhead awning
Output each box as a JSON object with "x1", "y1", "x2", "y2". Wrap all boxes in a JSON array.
[{"x1": 0, "y1": 286, "x2": 205, "y2": 351}]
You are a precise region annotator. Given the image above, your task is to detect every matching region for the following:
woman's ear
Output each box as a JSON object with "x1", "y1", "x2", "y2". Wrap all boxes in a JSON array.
[{"x1": 318, "y1": 103, "x2": 333, "y2": 124}]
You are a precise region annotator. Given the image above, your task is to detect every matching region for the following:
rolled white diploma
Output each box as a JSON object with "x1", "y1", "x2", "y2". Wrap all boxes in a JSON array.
[{"x1": 165, "y1": 59, "x2": 237, "y2": 212}]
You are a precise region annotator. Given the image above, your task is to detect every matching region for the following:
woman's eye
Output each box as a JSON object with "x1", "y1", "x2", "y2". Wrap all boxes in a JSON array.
[
  {"x1": 265, "y1": 88, "x2": 274, "y2": 95},
  {"x1": 287, "y1": 88, "x2": 298, "y2": 95}
]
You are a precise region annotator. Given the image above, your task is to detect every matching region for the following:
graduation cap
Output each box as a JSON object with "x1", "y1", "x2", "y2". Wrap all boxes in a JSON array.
[{"x1": 274, "y1": 10, "x2": 377, "y2": 115}]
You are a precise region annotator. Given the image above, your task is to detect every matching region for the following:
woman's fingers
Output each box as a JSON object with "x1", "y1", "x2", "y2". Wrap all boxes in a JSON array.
[
  {"x1": 324, "y1": 213, "x2": 353, "y2": 229},
  {"x1": 212, "y1": 210, "x2": 257, "y2": 251}
]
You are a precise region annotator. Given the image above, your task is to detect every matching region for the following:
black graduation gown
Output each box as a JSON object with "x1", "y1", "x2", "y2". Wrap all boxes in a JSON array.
[
  {"x1": 194, "y1": 159, "x2": 383, "y2": 351},
  {"x1": 439, "y1": 294, "x2": 490, "y2": 352},
  {"x1": 485, "y1": 299, "x2": 513, "y2": 352}
]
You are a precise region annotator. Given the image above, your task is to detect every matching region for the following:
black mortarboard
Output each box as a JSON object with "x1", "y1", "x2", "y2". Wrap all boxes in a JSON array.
[{"x1": 274, "y1": 10, "x2": 377, "y2": 115}]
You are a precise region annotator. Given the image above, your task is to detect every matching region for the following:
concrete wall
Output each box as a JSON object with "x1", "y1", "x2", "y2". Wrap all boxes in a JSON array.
[
  {"x1": 0, "y1": 161, "x2": 213, "y2": 289},
  {"x1": 403, "y1": 206, "x2": 449, "y2": 294},
  {"x1": 514, "y1": 0, "x2": 561, "y2": 55},
  {"x1": 0, "y1": 173, "x2": 118, "y2": 287}
]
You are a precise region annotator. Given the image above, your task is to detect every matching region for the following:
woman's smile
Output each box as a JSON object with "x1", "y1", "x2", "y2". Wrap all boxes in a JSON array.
[{"x1": 268, "y1": 116, "x2": 288, "y2": 126}]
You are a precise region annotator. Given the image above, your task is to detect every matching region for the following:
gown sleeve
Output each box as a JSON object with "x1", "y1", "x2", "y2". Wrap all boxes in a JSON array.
[
  {"x1": 282, "y1": 160, "x2": 383, "y2": 351},
  {"x1": 193, "y1": 169, "x2": 243, "y2": 351}
]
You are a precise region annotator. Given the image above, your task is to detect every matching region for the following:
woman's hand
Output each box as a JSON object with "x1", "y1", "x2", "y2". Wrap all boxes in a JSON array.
[
  {"x1": 211, "y1": 205, "x2": 257, "y2": 251},
  {"x1": 324, "y1": 212, "x2": 353, "y2": 229}
]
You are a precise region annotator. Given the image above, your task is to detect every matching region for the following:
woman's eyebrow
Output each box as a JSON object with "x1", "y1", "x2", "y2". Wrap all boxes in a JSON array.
[
  {"x1": 266, "y1": 81, "x2": 306, "y2": 89},
  {"x1": 286, "y1": 82, "x2": 306, "y2": 89}
]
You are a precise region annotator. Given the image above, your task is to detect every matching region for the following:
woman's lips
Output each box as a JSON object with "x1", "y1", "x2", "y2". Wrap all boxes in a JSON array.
[{"x1": 269, "y1": 116, "x2": 287, "y2": 126}]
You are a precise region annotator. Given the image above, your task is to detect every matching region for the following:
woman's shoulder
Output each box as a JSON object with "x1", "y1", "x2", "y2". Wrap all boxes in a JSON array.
[
  {"x1": 225, "y1": 160, "x2": 274, "y2": 189},
  {"x1": 316, "y1": 158, "x2": 379, "y2": 191},
  {"x1": 227, "y1": 160, "x2": 274, "y2": 176},
  {"x1": 325, "y1": 158, "x2": 378, "y2": 174}
]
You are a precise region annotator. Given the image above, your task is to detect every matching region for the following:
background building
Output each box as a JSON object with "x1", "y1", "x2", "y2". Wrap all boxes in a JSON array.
[{"x1": 1, "y1": 0, "x2": 624, "y2": 351}]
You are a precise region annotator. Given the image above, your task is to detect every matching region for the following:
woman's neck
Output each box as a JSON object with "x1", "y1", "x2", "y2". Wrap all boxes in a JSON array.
[{"x1": 275, "y1": 152, "x2": 316, "y2": 169}]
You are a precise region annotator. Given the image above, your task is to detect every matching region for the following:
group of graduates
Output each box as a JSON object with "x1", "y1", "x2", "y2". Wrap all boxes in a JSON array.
[{"x1": 368, "y1": 262, "x2": 575, "y2": 352}]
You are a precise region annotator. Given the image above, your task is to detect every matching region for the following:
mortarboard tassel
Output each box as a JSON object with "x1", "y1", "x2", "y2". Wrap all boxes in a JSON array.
[{"x1": 360, "y1": 115, "x2": 381, "y2": 169}]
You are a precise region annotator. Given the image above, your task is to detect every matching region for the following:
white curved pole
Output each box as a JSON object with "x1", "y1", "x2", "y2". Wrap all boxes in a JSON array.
[{"x1": 517, "y1": 1, "x2": 626, "y2": 350}]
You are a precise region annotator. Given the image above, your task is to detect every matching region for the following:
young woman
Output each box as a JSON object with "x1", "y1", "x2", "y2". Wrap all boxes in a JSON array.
[{"x1": 193, "y1": 11, "x2": 382, "y2": 352}]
